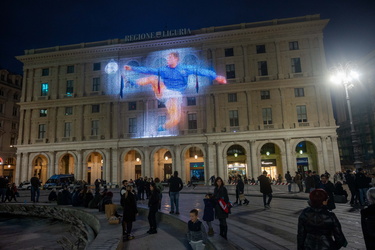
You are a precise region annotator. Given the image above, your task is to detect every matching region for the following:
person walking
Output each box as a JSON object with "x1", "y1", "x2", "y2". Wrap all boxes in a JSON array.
[
  {"x1": 121, "y1": 185, "x2": 138, "y2": 240},
  {"x1": 30, "y1": 176, "x2": 40, "y2": 202},
  {"x1": 295, "y1": 172, "x2": 303, "y2": 192},
  {"x1": 213, "y1": 176, "x2": 229, "y2": 240},
  {"x1": 147, "y1": 183, "x2": 160, "y2": 234},
  {"x1": 304, "y1": 170, "x2": 315, "y2": 193},
  {"x1": 356, "y1": 168, "x2": 371, "y2": 206},
  {"x1": 361, "y1": 187, "x2": 375, "y2": 250},
  {"x1": 345, "y1": 169, "x2": 357, "y2": 205},
  {"x1": 285, "y1": 171, "x2": 293, "y2": 193},
  {"x1": 297, "y1": 189, "x2": 347, "y2": 250},
  {"x1": 168, "y1": 171, "x2": 183, "y2": 214},
  {"x1": 258, "y1": 171, "x2": 273, "y2": 209},
  {"x1": 236, "y1": 175, "x2": 249, "y2": 205}
]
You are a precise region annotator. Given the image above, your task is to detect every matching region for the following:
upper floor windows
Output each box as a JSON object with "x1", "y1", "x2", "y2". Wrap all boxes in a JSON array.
[
  {"x1": 225, "y1": 48, "x2": 234, "y2": 57},
  {"x1": 92, "y1": 77, "x2": 100, "y2": 91},
  {"x1": 258, "y1": 61, "x2": 268, "y2": 76},
  {"x1": 42, "y1": 68, "x2": 49, "y2": 76},
  {"x1": 261, "y1": 90, "x2": 270, "y2": 100},
  {"x1": 226, "y1": 64, "x2": 236, "y2": 79},
  {"x1": 41, "y1": 83, "x2": 49, "y2": 96},
  {"x1": 38, "y1": 124, "x2": 46, "y2": 139},
  {"x1": 91, "y1": 120, "x2": 99, "y2": 135},
  {"x1": 229, "y1": 110, "x2": 239, "y2": 127},
  {"x1": 66, "y1": 80, "x2": 74, "y2": 96},
  {"x1": 256, "y1": 45, "x2": 266, "y2": 54},
  {"x1": 289, "y1": 41, "x2": 299, "y2": 50},
  {"x1": 297, "y1": 105, "x2": 308, "y2": 122},
  {"x1": 92, "y1": 104, "x2": 100, "y2": 113},
  {"x1": 187, "y1": 97, "x2": 196, "y2": 106},
  {"x1": 93, "y1": 62, "x2": 101, "y2": 71},
  {"x1": 128, "y1": 101, "x2": 137, "y2": 111},
  {"x1": 188, "y1": 113, "x2": 197, "y2": 130},
  {"x1": 294, "y1": 88, "x2": 305, "y2": 97},
  {"x1": 228, "y1": 93, "x2": 237, "y2": 102},
  {"x1": 65, "y1": 107, "x2": 73, "y2": 115},
  {"x1": 291, "y1": 58, "x2": 302, "y2": 73},
  {"x1": 262, "y1": 108, "x2": 272, "y2": 125},
  {"x1": 40, "y1": 109, "x2": 47, "y2": 117},
  {"x1": 158, "y1": 101, "x2": 166, "y2": 108},
  {"x1": 67, "y1": 65, "x2": 75, "y2": 74},
  {"x1": 129, "y1": 118, "x2": 137, "y2": 133}
]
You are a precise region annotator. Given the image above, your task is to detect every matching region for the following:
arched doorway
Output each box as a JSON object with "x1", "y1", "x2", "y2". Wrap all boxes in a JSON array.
[
  {"x1": 32, "y1": 155, "x2": 48, "y2": 184},
  {"x1": 1, "y1": 157, "x2": 16, "y2": 183},
  {"x1": 59, "y1": 154, "x2": 75, "y2": 175},
  {"x1": 227, "y1": 145, "x2": 247, "y2": 182},
  {"x1": 260, "y1": 143, "x2": 282, "y2": 181},
  {"x1": 124, "y1": 150, "x2": 142, "y2": 181},
  {"x1": 153, "y1": 148, "x2": 173, "y2": 181},
  {"x1": 295, "y1": 141, "x2": 318, "y2": 177},
  {"x1": 87, "y1": 152, "x2": 103, "y2": 185},
  {"x1": 184, "y1": 146, "x2": 204, "y2": 183}
]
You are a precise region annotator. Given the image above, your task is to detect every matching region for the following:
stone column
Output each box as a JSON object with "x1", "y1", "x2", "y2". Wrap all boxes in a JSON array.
[
  {"x1": 49, "y1": 151, "x2": 56, "y2": 177},
  {"x1": 241, "y1": 45, "x2": 250, "y2": 82},
  {"x1": 331, "y1": 136, "x2": 341, "y2": 173},
  {"x1": 143, "y1": 146, "x2": 151, "y2": 177},
  {"x1": 216, "y1": 142, "x2": 225, "y2": 180},
  {"x1": 284, "y1": 138, "x2": 292, "y2": 172},
  {"x1": 21, "y1": 153, "x2": 29, "y2": 182},
  {"x1": 251, "y1": 140, "x2": 260, "y2": 178},
  {"x1": 206, "y1": 143, "x2": 217, "y2": 181},
  {"x1": 174, "y1": 145, "x2": 183, "y2": 181},
  {"x1": 213, "y1": 94, "x2": 221, "y2": 132},
  {"x1": 246, "y1": 141, "x2": 253, "y2": 178},
  {"x1": 275, "y1": 41, "x2": 284, "y2": 79},
  {"x1": 76, "y1": 150, "x2": 83, "y2": 180},
  {"x1": 15, "y1": 153, "x2": 22, "y2": 184},
  {"x1": 105, "y1": 149, "x2": 111, "y2": 183},
  {"x1": 111, "y1": 148, "x2": 119, "y2": 186},
  {"x1": 321, "y1": 136, "x2": 329, "y2": 173}
]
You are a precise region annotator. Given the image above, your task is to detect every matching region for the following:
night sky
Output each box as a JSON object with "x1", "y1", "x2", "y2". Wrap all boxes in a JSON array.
[{"x1": 1, "y1": 0, "x2": 374, "y2": 75}]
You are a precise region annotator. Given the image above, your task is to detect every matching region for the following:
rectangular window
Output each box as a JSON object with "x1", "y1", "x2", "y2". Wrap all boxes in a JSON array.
[
  {"x1": 93, "y1": 62, "x2": 101, "y2": 71},
  {"x1": 258, "y1": 61, "x2": 268, "y2": 76},
  {"x1": 67, "y1": 65, "x2": 75, "y2": 74},
  {"x1": 256, "y1": 45, "x2": 266, "y2": 54},
  {"x1": 12, "y1": 107, "x2": 17, "y2": 116},
  {"x1": 158, "y1": 101, "x2": 166, "y2": 108},
  {"x1": 158, "y1": 116, "x2": 166, "y2": 131},
  {"x1": 91, "y1": 120, "x2": 99, "y2": 136},
  {"x1": 294, "y1": 88, "x2": 305, "y2": 97},
  {"x1": 188, "y1": 113, "x2": 197, "y2": 130},
  {"x1": 92, "y1": 77, "x2": 100, "y2": 91},
  {"x1": 129, "y1": 118, "x2": 137, "y2": 133},
  {"x1": 128, "y1": 101, "x2": 137, "y2": 111},
  {"x1": 291, "y1": 58, "x2": 302, "y2": 73},
  {"x1": 226, "y1": 64, "x2": 236, "y2": 79},
  {"x1": 0, "y1": 103, "x2": 4, "y2": 113},
  {"x1": 261, "y1": 90, "x2": 270, "y2": 100},
  {"x1": 40, "y1": 109, "x2": 47, "y2": 117},
  {"x1": 228, "y1": 93, "x2": 237, "y2": 102},
  {"x1": 64, "y1": 122, "x2": 72, "y2": 137},
  {"x1": 262, "y1": 108, "x2": 272, "y2": 124},
  {"x1": 13, "y1": 94, "x2": 19, "y2": 100},
  {"x1": 38, "y1": 124, "x2": 46, "y2": 139},
  {"x1": 225, "y1": 48, "x2": 234, "y2": 57},
  {"x1": 289, "y1": 41, "x2": 299, "y2": 50},
  {"x1": 0, "y1": 90, "x2": 4, "y2": 96},
  {"x1": 92, "y1": 104, "x2": 100, "y2": 113},
  {"x1": 10, "y1": 135, "x2": 16, "y2": 146},
  {"x1": 229, "y1": 110, "x2": 239, "y2": 127},
  {"x1": 41, "y1": 83, "x2": 49, "y2": 96},
  {"x1": 66, "y1": 80, "x2": 74, "y2": 96},
  {"x1": 42, "y1": 68, "x2": 49, "y2": 76},
  {"x1": 65, "y1": 107, "x2": 73, "y2": 115},
  {"x1": 187, "y1": 97, "x2": 196, "y2": 106},
  {"x1": 297, "y1": 105, "x2": 308, "y2": 122},
  {"x1": 11, "y1": 122, "x2": 17, "y2": 130}
]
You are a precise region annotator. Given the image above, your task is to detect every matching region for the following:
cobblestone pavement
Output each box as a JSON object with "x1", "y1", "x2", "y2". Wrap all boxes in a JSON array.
[{"x1": 13, "y1": 184, "x2": 366, "y2": 250}]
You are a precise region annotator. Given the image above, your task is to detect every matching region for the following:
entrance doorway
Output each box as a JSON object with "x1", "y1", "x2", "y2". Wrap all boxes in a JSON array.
[{"x1": 164, "y1": 164, "x2": 172, "y2": 180}]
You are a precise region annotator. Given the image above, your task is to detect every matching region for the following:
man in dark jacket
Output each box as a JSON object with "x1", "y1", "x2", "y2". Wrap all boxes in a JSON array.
[
  {"x1": 318, "y1": 174, "x2": 335, "y2": 210},
  {"x1": 258, "y1": 171, "x2": 272, "y2": 209},
  {"x1": 285, "y1": 171, "x2": 292, "y2": 192},
  {"x1": 0, "y1": 176, "x2": 8, "y2": 202},
  {"x1": 30, "y1": 176, "x2": 40, "y2": 202},
  {"x1": 304, "y1": 170, "x2": 315, "y2": 193},
  {"x1": 355, "y1": 168, "x2": 370, "y2": 206},
  {"x1": 168, "y1": 171, "x2": 183, "y2": 214},
  {"x1": 345, "y1": 169, "x2": 357, "y2": 205}
]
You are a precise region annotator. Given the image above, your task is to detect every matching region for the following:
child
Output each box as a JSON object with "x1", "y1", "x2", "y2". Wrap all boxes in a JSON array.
[
  {"x1": 187, "y1": 209, "x2": 207, "y2": 250},
  {"x1": 203, "y1": 193, "x2": 215, "y2": 236}
]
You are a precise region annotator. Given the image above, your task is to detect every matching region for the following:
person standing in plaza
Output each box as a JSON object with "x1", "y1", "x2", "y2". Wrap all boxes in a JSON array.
[
  {"x1": 236, "y1": 175, "x2": 249, "y2": 205},
  {"x1": 355, "y1": 168, "x2": 371, "y2": 206},
  {"x1": 30, "y1": 176, "x2": 40, "y2": 202},
  {"x1": 361, "y1": 187, "x2": 375, "y2": 250},
  {"x1": 168, "y1": 171, "x2": 183, "y2": 214},
  {"x1": 297, "y1": 189, "x2": 347, "y2": 250},
  {"x1": 318, "y1": 174, "x2": 336, "y2": 211},
  {"x1": 345, "y1": 169, "x2": 357, "y2": 205},
  {"x1": 121, "y1": 185, "x2": 138, "y2": 240},
  {"x1": 258, "y1": 171, "x2": 273, "y2": 209},
  {"x1": 203, "y1": 193, "x2": 215, "y2": 236},
  {"x1": 295, "y1": 171, "x2": 303, "y2": 192},
  {"x1": 285, "y1": 171, "x2": 293, "y2": 193},
  {"x1": 304, "y1": 170, "x2": 315, "y2": 193},
  {"x1": 147, "y1": 183, "x2": 160, "y2": 234},
  {"x1": 154, "y1": 177, "x2": 164, "y2": 210},
  {"x1": 213, "y1": 176, "x2": 229, "y2": 240}
]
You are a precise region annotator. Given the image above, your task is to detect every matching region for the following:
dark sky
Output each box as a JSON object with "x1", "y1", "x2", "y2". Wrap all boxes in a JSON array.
[{"x1": 1, "y1": 0, "x2": 374, "y2": 75}]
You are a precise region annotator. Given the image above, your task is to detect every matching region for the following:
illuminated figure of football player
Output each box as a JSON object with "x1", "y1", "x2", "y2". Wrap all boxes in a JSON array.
[{"x1": 124, "y1": 52, "x2": 226, "y2": 129}]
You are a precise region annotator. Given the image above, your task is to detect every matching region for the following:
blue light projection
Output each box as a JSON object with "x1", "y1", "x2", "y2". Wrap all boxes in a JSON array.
[{"x1": 106, "y1": 48, "x2": 226, "y2": 137}]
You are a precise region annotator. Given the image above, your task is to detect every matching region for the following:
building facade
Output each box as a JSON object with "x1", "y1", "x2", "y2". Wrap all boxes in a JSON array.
[
  {"x1": 332, "y1": 49, "x2": 375, "y2": 171},
  {"x1": 0, "y1": 69, "x2": 22, "y2": 182},
  {"x1": 15, "y1": 15, "x2": 341, "y2": 185}
]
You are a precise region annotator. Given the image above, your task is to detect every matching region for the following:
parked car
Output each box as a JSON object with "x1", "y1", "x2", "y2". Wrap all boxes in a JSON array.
[
  {"x1": 18, "y1": 181, "x2": 32, "y2": 190},
  {"x1": 43, "y1": 174, "x2": 75, "y2": 190}
]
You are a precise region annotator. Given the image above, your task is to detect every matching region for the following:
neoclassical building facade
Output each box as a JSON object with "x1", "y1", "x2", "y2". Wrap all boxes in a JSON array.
[{"x1": 15, "y1": 14, "x2": 341, "y2": 185}]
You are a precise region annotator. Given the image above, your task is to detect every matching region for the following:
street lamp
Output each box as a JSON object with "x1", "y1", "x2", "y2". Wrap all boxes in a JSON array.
[{"x1": 330, "y1": 63, "x2": 362, "y2": 169}]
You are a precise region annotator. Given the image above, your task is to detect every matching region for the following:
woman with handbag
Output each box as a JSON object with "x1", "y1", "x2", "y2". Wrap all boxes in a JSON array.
[
  {"x1": 122, "y1": 185, "x2": 138, "y2": 240},
  {"x1": 213, "y1": 176, "x2": 229, "y2": 240}
]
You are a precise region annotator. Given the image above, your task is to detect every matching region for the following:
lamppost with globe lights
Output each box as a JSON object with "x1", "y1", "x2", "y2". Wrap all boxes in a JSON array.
[{"x1": 330, "y1": 63, "x2": 362, "y2": 169}]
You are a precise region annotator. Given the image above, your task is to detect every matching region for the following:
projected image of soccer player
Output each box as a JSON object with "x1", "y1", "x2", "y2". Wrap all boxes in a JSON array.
[{"x1": 124, "y1": 52, "x2": 226, "y2": 129}]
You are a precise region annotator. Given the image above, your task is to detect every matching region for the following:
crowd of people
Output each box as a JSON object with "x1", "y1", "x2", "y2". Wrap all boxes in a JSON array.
[{"x1": 0, "y1": 176, "x2": 18, "y2": 202}]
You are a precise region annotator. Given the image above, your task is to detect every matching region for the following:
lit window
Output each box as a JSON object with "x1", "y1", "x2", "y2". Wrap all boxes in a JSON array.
[
  {"x1": 41, "y1": 83, "x2": 49, "y2": 96},
  {"x1": 40, "y1": 109, "x2": 47, "y2": 117},
  {"x1": 66, "y1": 80, "x2": 74, "y2": 96}
]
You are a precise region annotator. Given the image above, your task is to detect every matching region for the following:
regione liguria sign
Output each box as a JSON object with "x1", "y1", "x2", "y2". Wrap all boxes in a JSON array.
[{"x1": 124, "y1": 28, "x2": 191, "y2": 43}]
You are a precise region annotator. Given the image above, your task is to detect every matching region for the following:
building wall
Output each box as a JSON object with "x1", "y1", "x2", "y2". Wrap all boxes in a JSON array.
[
  {"x1": 15, "y1": 15, "x2": 341, "y2": 185},
  {"x1": 0, "y1": 69, "x2": 22, "y2": 182}
]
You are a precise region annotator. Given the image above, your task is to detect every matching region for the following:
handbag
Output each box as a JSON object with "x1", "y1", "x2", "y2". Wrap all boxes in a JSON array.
[
  {"x1": 108, "y1": 215, "x2": 120, "y2": 224},
  {"x1": 105, "y1": 204, "x2": 117, "y2": 219},
  {"x1": 218, "y1": 198, "x2": 232, "y2": 213},
  {"x1": 239, "y1": 193, "x2": 245, "y2": 201}
]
